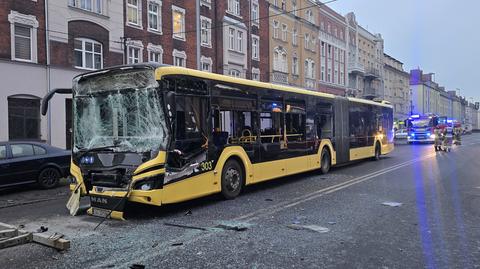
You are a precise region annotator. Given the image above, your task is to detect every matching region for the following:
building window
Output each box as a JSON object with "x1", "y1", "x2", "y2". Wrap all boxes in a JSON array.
[
  {"x1": 201, "y1": 56, "x2": 212, "y2": 72},
  {"x1": 292, "y1": 0, "x2": 297, "y2": 16},
  {"x1": 252, "y1": 0, "x2": 259, "y2": 25},
  {"x1": 8, "y1": 96, "x2": 41, "y2": 140},
  {"x1": 127, "y1": 40, "x2": 143, "y2": 64},
  {"x1": 128, "y1": 47, "x2": 141, "y2": 64},
  {"x1": 292, "y1": 28, "x2": 297, "y2": 46},
  {"x1": 173, "y1": 49, "x2": 186, "y2": 67},
  {"x1": 304, "y1": 33, "x2": 310, "y2": 50},
  {"x1": 281, "y1": 24, "x2": 287, "y2": 42},
  {"x1": 229, "y1": 69, "x2": 241, "y2": 78},
  {"x1": 237, "y1": 31, "x2": 243, "y2": 52},
  {"x1": 13, "y1": 25, "x2": 33, "y2": 62},
  {"x1": 200, "y1": 0, "x2": 211, "y2": 8},
  {"x1": 228, "y1": 0, "x2": 240, "y2": 16},
  {"x1": 281, "y1": 0, "x2": 286, "y2": 10},
  {"x1": 127, "y1": 0, "x2": 141, "y2": 26},
  {"x1": 273, "y1": 47, "x2": 287, "y2": 73},
  {"x1": 306, "y1": 9, "x2": 313, "y2": 23},
  {"x1": 148, "y1": 1, "x2": 162, "y2": 33},
  {"x1": 172, "y1": 6, "x2": 185, "y2": 40},
  {"x1": 201, "y1": 16, "x2": 212, "y2": 47},
  {"x1": 228, "y1": 28, "x2": 235, "y2": 50},
  {"x1": 252, "y1": 68, "x2": 260, "y2": 81},
  {"x1": 292, "y1": 55, "x2": 298, "y2": 75},
  {"x1": 252, "y1": 34, "x2": 259, "y2": 60},
  {"x1": 8, "y1": 11, "x2": 39, "y2": 63},
  {"x1": 69, "y1": 0, "x2": 103, "y2": 14},
  {"x1": 147, "y1": 43, "x2": 163, "y2": 63},
  {"x1": 305, "y1": 59, "x2": 315, "y2": 79},
  {"x1": 74, "y1": 38, "x2": 102, "y2": 70},
  {"x1": 273, "y1": 20, "x2": 279, "y2": 39}
]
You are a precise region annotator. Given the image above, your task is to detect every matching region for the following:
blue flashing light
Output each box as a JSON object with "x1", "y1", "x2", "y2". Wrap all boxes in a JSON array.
[
  {"x1": 272, "y1": 103, "x2": 278, "y2": 107},
  {"x1": 447, "y1": 119, "x2": 453, "y2": 123},
  {"x1": 410, "y1": 114, "x2": 420, "y2": 119},
  {"x1": 410, "y1": 133, "x2": 415, "y2": 137},
  {"x1": 427, "y1": 132, "x2": 431, "y2": 136}
]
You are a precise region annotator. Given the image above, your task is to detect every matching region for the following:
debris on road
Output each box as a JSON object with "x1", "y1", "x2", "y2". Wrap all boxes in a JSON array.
[
  {"x1": 382, "y1": 202, "x2": 403, "y2": 207},
  {"x1": 0, "y1": 222, "x2": 70, "y2": 251},
  {"x1": 130, "y1": 264, "x2": 145, "y2": 269},
  {"x1": 171, "y1": 242, "x2": 184, "y2": 246},
  {"x1": 36, "y1": 226, "x2": 48, "y2": 233},
  {"x1": 327, "y1": 221, "x2": 337, "y2": 225},
  {"x1": 215, "y1": 221, "x2": 251, "y2": 232},
  {"x1": 265, "y1": 198, "x2": 273, "y2": 201},
  {"x1": 164, "y1": 222, "x2": 207, "y2": 231},
  {"x1": 287, "y1": 224, "x2": 330, "y2": 233},
  {"x1": 184, "y1": 210, "x2": 192, "y2": 216}
]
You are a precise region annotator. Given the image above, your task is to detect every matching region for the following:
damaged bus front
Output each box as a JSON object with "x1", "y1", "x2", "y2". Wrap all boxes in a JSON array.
[{"x1": 43, "y1": 65, "x2": 171, "y2": 220}]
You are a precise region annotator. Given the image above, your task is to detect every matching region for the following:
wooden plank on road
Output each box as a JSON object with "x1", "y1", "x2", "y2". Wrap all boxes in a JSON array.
[
  {"x1": 0, "y1": 229, "x2": 18, "y2": 238},
  {"x1": 32, "y1": 233, "x2": 70, "y2": 251},
  {"x1": 0, "y1": 233, "x2": 32, "y2": 249}
]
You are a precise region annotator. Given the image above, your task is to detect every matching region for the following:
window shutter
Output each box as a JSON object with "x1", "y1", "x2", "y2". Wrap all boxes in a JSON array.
[{"x1": 14, "y1": 24, "x2": 31, "y2": 60}]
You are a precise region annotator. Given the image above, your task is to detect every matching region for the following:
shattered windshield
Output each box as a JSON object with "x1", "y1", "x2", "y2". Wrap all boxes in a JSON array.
[{"x1": 73, "y1": 69, "x2": 169, "y2": 153}]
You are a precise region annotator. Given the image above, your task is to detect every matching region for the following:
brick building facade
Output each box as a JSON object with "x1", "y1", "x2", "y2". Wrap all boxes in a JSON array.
[{"x1": 0, "y1": 0, "x2": 271, "y2": 148}]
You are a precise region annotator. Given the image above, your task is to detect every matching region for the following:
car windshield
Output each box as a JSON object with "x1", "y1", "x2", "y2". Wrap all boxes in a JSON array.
[
  {"x1": 72, "y1": 69, "x2": 169, "y2": 153},
  {"x1": 411, "y1": 118, "x2": 431, "y2": 128}
]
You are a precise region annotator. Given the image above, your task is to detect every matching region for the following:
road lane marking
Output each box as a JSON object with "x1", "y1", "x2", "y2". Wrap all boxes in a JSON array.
[
  {"x1": 236, "y1": 152, "x2": 437, "y2": 222},
  {"x1": 101, "y1": 139, "x2": 480, "y2": 266},
  {"x1": 106, "y1": 152, "x2": 441, "y2": 267}
]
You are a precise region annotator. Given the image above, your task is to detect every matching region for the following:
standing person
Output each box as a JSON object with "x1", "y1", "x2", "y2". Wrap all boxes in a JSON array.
[
  {"x1": 454, "y1": 126, "x2": 462, "y2": 145},
  {"x1": 443, "y1": 123, "x2": 454, "y2": 152},
  {"x1": 434, "y1": 127, "x2": 442, "y2": 151}
]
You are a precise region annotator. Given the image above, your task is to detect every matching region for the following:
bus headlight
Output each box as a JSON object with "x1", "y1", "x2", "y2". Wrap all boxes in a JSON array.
[{"x1": 133, "y1": 174, "x2": 164, "y2": 190}]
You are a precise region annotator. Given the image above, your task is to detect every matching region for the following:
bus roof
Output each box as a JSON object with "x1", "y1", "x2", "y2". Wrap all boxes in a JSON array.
[{"x1": 77, "y1": 64, "x2": 390, "y2": 108}]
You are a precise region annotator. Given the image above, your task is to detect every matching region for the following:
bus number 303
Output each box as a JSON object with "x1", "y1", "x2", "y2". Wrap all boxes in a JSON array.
[{"x1": 200, "y1": 161, "x2": 214, "y2": 171}]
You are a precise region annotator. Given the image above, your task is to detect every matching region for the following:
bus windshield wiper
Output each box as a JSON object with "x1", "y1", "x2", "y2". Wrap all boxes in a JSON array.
[{"x1": 77, "y1": 143, "x2": 121, "y2": 159}]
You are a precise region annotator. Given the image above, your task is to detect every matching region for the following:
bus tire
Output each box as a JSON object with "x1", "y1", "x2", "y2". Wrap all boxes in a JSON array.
[
  {"x1": 221, "y1": 159, "x2": 244, "y2": 200},
  {"x1": 320, "y1": 147, "x2": 331, "y2": 174},
  {"x1": 373, "y1": 143, "x2": 381, "y2": 161}
]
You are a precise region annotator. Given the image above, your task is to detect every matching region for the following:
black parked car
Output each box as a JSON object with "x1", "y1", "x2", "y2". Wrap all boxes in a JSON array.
[{"x1": 0, "y1": 141, "x2": 70, "y2": 189}]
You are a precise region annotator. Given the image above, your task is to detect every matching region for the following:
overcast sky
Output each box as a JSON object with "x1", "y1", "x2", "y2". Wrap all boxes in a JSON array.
[{"x1": 328, "y1": 0, "x2": 479, "y2": 102}]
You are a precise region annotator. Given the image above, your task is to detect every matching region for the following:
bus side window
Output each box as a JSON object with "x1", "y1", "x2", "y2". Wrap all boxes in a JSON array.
[
  {"x1": 285, "y1": 101, "x2": 306, "y2": 142},
  {"x1": 315, "y1": 103, "x2": 333, "y2": 140},
  {"x1": 260, "y1": 100, "x2": 284, "y2": 144}
]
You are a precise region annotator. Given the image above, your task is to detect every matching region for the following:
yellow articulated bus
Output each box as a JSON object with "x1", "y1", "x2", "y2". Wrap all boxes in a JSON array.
[{"x1": 42, "y1": 64, "x2": 394, "y2": 220}]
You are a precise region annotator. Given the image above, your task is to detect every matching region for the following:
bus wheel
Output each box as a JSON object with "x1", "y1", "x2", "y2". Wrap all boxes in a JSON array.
[
  {"x1": 320, "y1": 147, "x2": 331, "y2": 174},
  {"x1": 373, "y1": 143, "x2": 381, "y2": 161},
  {"x1": 221, "y1": 159, "x2": 244, "y2": 200}
]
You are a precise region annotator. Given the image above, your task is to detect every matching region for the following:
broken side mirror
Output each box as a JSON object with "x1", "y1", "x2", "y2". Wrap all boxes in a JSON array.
[{"x1": 41, "y1": 88, "x2": 72, "y2": 115}]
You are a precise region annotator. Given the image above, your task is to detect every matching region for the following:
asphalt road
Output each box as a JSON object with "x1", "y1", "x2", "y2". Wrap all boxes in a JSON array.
[{"x1": 1, "y1": 134, "x2": 480, "y2": 269}]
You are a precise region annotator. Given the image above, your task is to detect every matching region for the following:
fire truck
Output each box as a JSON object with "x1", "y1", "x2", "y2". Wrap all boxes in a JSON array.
[{"x1": 406, "y1": 114, "x2": 447, "y2": 143}]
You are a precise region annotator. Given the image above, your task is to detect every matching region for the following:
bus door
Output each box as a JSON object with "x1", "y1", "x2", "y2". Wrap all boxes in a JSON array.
[
  {"x1": 333, "y1": 97, "x2": 349, "y2": 164},
  {"x1": 165, "y1": 78, "x2": 210, "y2": 182}
]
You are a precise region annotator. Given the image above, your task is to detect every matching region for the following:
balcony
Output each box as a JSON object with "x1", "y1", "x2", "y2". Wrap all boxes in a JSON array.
[
  {"x1": 364, "y1": 87, "x2": 378, "y2": 97},
  {"x1": 271, "y1": 71, "x2": 289, "y2": 85},
  {"x1": 365, "y1": 67, "x2": 380, "y2": 80},
  {"x1": 304, "y1": 78, "x2": 316, "y2": 90},
  {"x1": 348, "y1": 62, "x2": 365, "y2": 75}
]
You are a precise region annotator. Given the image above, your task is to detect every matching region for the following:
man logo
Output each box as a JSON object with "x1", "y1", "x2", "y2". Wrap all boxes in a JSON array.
[{"x1": 91, "y1": 197, "x2": 108, "y2": 204}]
